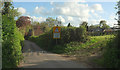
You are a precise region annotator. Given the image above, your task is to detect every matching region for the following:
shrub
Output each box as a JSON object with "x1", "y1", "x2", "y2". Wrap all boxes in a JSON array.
[
  {"x1": 2, "y1": 15, "x2": 24, "y2": 68},
  {"x1": 103, "y1": 36, "x2": 120, "y2": 68},
  {"x1": 29, "y1": 26, "x2": 88, "y2": 51}
]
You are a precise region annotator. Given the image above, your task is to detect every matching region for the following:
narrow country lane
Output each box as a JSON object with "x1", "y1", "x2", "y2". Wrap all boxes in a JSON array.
[{"x1": 19, "y1": 40, "x2": 91, "y2": 68}]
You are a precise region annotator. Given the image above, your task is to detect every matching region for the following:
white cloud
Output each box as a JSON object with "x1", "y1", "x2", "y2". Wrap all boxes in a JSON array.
[
  {"x1": 33, "y1": 2, "x2": 106, "y2": 27},
  {"x1": 63, "y1": 17, "x2": 82, "y2": 27},
  {"x1": 107, "y1": 20, "x2": 117, "y2": 27},
  {"x1": 70, "y1": 0, "x2": 86, "y2": 2},
  {"x1": 57, "y1": 16, "x2": 65, "y2": 23},
  {"x1": 88, "y1": 19, "x2": 100, "y2": 25},
  {"x1": 109, "y1": 13, "x2": 117, "y2": 20},
  {"x1": 34, "y1": 2, "x2": 103, "y2": 19},
  {"x1": 18, "y1": 7, "x2": 26, "y2": 14},
  {"x1": 53, "y1": 2, "x2": 90, "y2": 18},
  {"x1": 34, "y1": 6, "x2": 45, "y2": 14},
  {"x1": 29, "y1": 16, "x2": 46, "y2": 23},
  {"x1": 107, "y1": 13, "x2": 118, "y2": 27},
  {"x1": 80, "y1": 0, "x2": 86, "y2": 3},
  {"x1": 88, "y1": 18, "x2": 117, "y2": 27},
  {"x1": 13, "y1": 0, "x2": 117, "y2": 2},
  {"x1": 92, "y1": 13, "x2": 102, "y2": 19},
  {"x1": 35, "y1": 6, "x2": 39, "y2": 10},
  {"x1": 79, "y1": 17, "x2": 88, "y2": 22},
  {"x1": 91, "y1": 4, "x2": 103, "y2": 12},
  {"x1": 34, "y1": 2, "x2": 91, "y2": 18},
  {"x1": 90, "y1": 10, "x2": 95, "y2": 13},
  {"x1": 67, "y1": 16, "x2": 73, "y2": 21},
  {"x1": 50, "y1": 1, "x2": 54, "y2": 5}
]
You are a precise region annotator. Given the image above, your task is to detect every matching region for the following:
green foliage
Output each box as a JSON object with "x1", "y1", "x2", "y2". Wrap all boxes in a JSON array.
[
  {"x1": 99, "y1": 20, "x2": 110, "y2": 29},
  {"x1": 29, "y1": 32, "x2": 53, "y2": 50},
  {"x1": 29, "y1": 26, "x2": 88, "y2": 52},
  {"x1": 80, "y1": 21, "x2": 88, "y2": 27},
  {"x1": 50, "y1": 35, "x2": 113, "y2": 54},
  {"x1": 102, "y1": 35, "x2": 120, "y2": 68},
  {"x1": 2, "y1": 2, "x2": 21, "y2": 17},
  {"x1": 46, "y1": 17, "x2": 55, "y2": 27},
  {"x1": 90, "y1": 35, "x2": 120, "y2": 68},
  {"x1": 39, "y1": 22, "x2": 51, "y2": 32},
  {"x1": 79, "y1": 25, "x2": 88, "y2": 42},
  {"x1": 100, "y1": 1, "x2": 120, "y2": 68},
  {"x1": 2, "y1": 15, "x2": 24, "y2": 68},
  {"x1": 46, "y1": 17, "x2": 56, "y2": 22},
  {"x1": 2, "y1": 2, "x2": 12, "y2": 15},
  {"x1": 102, "y1": 23, "x2": 110, "y2": 29},
  {"x1": 2, "y1": 2, "x2": 25, "y2": 68},
  {"x1": 16, "y1": 16, "x2": 32, "y2": 36}
]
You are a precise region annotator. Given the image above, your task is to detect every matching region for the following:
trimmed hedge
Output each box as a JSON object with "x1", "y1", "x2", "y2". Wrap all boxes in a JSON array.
[
  {"x1": 29, "y1": 26, "x2": 88, "y2": 51},
  {"x1": 2, "y1": 15, "x2": 24, "y2": 68}
]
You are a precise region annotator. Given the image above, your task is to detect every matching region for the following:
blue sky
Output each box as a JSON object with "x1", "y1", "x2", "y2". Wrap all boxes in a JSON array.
[{"x1": 13, "y1": 2, "x2": 118, "y2": 27}]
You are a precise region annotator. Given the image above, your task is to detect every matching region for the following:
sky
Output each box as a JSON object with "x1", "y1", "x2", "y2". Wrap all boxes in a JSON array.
[{"x1": 12, "y1": 1, "x2": 118, "y2": 27}]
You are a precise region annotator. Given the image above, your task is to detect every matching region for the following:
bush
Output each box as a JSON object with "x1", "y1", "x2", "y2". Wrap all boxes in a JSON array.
[
  {"x1": 2, "y1": 15, "x2": 24, "y2": 68},
  {"x1": 103, "y1": 36, "x2": 120, "y2": 68},
  {"x1": 29, "y1": 26, "x2": 88, "y2": 51}
]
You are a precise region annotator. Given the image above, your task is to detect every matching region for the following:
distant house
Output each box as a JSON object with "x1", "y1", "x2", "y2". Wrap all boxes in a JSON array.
[
  {"x1": 25, "y1": 25, "x2": 43, "y2": 36},
  {"x1": 88, "y1": 27, "x2": 103, "y2": 32},
  {"x1": 103, "y1": 28, "x2": 113, "y2": 32},
  {"x1": 103, "y1": 28, "x2": 117, "y2": 34},
  {"x1": 94, "y1": 28, "x2": 103, "y2": 32}
]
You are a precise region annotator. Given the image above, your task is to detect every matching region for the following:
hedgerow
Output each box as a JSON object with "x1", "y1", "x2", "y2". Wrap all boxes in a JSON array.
[
  {"x1": 102, "y1": 32, "x2": 120, "y2": 68},
  {"x1": 29, "y1": 26, "x2": 88, "y2": 51},
  {"x1": 2, "y1": 15, "x2": 24, "y2": 68}
]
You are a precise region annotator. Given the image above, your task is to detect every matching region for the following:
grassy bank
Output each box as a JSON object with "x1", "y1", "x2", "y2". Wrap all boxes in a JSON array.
[
  {"x1": 51, "y1": 35, "x2": 115, "y2": 54},
  {"x1": 51, "y1": 35, "x2": 117, "y2": 68}
]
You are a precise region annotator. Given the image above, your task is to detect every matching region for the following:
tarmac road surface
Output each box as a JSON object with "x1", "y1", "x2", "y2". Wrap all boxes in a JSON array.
[{"x1": 19, "y1": 40, "x2": 91, "y2": 68}]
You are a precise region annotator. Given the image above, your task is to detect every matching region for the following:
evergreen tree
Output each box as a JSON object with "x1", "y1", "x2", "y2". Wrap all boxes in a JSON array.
[{"x1": 67, "y1": 23, "x2": 72, "y2": 27}]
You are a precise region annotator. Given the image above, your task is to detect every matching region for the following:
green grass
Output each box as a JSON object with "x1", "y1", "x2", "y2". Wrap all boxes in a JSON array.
[
  {"x1": 51, "y1": 35, "x2": 116, "y2": 68},
  {"x1": 51, "y1": 35, "x2": 115, "y2": 54}
]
